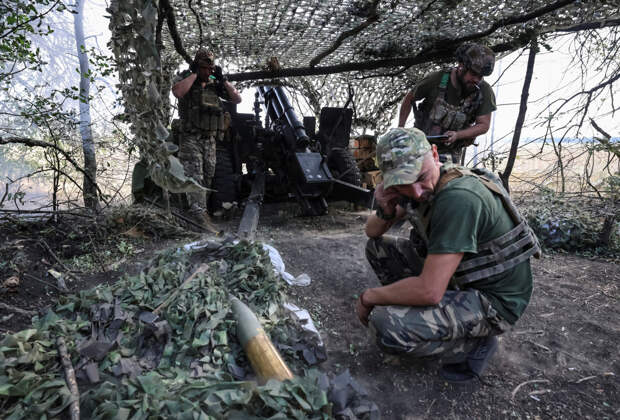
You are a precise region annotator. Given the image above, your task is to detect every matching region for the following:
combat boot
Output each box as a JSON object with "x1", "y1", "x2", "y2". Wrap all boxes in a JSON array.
[
  {"x1": 188, "y1": 205, "x2": 220, "y2": 234},
  {"x1": 439, "y1": 335, "x2": 499, "y2": 383}
]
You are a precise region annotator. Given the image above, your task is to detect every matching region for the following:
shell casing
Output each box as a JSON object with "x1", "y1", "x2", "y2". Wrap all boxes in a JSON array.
[
  {"x1": 244, "y1": 329, "x2": 294, "y2": 383},
  {"x1": 231, "y1": 296, "x2": 294, "y2": 383}
]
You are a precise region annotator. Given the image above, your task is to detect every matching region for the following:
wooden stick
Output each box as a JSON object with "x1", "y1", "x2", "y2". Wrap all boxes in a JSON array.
[
  {"x1": 0, "y1": 208, "x2": 92, "y2": 217},
  {"x1": 23, "y1": 272, "x2": 66, "y2": 293},
  {"x1": 511, "y1": 379, "x2": 550, "y2": 401},
  {"x1": 39, "y1": 239, "x2": 80, "y2": 283},
  {"x1": 0, "y1": 302, "x2": 36, "y2": 316},
  {"x1": 153, "y1": 264, "x2": 209, "y2": 314},
  {"x1": 143, "y1": 198, "x2": 218, "y2": 233},
  {"x1": 57, "y1": 337, "x2": 80, "y2": 420}
]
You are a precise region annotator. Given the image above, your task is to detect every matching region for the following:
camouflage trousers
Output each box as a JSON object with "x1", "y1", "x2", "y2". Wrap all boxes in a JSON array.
[
  {"x1": 178, "y1": 128, "x2": 217, "y2": 211},
  {"x1": 365, "y1": 236, "x2": 511, "y2": 361}
]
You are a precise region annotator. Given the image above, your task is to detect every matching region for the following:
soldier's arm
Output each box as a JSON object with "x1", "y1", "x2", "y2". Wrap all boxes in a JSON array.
[
  {"x1": 365, "y1": 205, "x2": 407, "y2": 238},
  {"x1": 365, "y1": 182, "x2": 407, "y2": 238},
  {"x1": 444, "y1": 113, "x2": 491, "y2": 145},
  {"x1": 222, "y1": 81, "x2": 242, "y2": 104},
  {"x1": 172, "y1": 72, "x2": 197, "y2": 99},
  {"x1": 398, "y1": 90, "x2": 415, "y2": 127}
]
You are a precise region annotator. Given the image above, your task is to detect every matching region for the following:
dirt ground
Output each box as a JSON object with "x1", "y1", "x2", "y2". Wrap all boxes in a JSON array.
[{"x1": 1, "y1": 203, "x2": 619, "y2": 419}]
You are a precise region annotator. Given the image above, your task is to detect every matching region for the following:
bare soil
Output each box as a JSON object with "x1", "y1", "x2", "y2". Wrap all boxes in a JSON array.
[{"x1": 1, "y1": 204, "x2": 619, "y2": 419}]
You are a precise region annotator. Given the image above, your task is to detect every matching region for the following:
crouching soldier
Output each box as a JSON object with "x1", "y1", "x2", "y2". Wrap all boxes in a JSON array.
[{"x1": 356, "y1": 127, "x2": 540, "y2": 382}]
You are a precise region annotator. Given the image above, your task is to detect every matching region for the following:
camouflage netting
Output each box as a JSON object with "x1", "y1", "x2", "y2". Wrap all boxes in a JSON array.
[
  {"x1": 0, "y1": 240, "x2": 378, "y2": 418},
  {"x1": 107, "y1": 0, "x2": 620, "y2": 191}
]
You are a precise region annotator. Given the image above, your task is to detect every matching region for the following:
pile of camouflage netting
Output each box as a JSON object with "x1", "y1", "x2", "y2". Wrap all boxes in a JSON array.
[
  {"x1": 0, "y1": 239, "x2": 378, "y2": 419},
  {"x1": 519, "y1": 192, "x2": 619, "y2": 255}
]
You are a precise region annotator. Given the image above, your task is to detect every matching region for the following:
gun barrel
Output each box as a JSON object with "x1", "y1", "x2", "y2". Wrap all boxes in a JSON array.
[
  {"x1": 258, "y1": 86, "x2": 309, "y2": 148},
  {"x1": 231, "y1": 296, "x2": 294, "y2": 383}
]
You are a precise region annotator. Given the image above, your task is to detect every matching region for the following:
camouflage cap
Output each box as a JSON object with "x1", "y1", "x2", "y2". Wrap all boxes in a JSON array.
[
  {"x1": 455, "y1": 43, "x2": 495, "y2": 76},
  {"x1": 194, "y1": 48, "x2": 215, "y2": 66},
  {"x1": 375, "y1": 127, "x2": 432, "y2": 189}
]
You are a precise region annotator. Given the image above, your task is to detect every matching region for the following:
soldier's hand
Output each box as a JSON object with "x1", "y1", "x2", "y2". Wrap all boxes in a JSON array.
[
  {"x1": 374, "y1": 182, "x2": 399, "y2": 216},
  {"x1": 445, "y1": 130, "x2": 459, "y2": 145},
  {"x1": 356, "y1": 290, "x2": 374, "y2": 327},
  {"x1": 190, "y1": 59, "x2": 199, "y2": 74},
  {"x1": 213, "y1": 65, "x2": 226, "y2": 83}
]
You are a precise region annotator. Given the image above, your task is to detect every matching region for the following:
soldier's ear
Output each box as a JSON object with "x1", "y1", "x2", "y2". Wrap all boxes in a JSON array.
[{"x1": 430, "y1": 145, "x2": 439, "y2": 163}]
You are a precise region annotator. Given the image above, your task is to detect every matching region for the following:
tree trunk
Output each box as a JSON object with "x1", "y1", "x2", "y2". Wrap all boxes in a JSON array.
[
  {"x1": 500, "y1": 38, "x2": 538, "y2": 192},
  {"x1": 598, "y1": 214, "x2": 616, "y2": 247},
  {"x1": 73, "y1": 0, "x2": 99, "y2": 210}
]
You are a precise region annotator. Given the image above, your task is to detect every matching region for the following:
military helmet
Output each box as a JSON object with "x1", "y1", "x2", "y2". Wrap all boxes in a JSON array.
[
  {"x1": 455, "y1": 43, "x2": 495, "y2": 76},
  {"x1": 375, "y1": 127, "x2": 432, "y2": 189},
  {"x1": 194, "y1": 48, "x2": 215, "y2": 66}
]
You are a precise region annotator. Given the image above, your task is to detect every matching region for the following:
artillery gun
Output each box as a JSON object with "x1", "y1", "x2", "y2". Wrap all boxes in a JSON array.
[
  {"x1": 133, "y1": 85, "x2": 373, "y2": 238},
  {"x1": 216, "y1": 85, "x2": 373, "y2": 238}
]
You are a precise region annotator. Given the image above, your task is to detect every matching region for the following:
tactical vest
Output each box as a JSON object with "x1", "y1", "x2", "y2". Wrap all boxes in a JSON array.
[
  {"x1": 406, "y1": 164, "x2": 541, "y2": 287},
  {"x1": 414, "y1": 71, "x2": 483, "y2": 151},
  {"x1": 178, "y1": 79, "x2": 226, "y2": 139}
]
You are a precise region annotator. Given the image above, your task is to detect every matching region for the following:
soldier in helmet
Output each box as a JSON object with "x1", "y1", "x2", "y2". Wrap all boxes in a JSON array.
[
  {"x1": 171, "y1": 49, "x2": 242, "y2": 225},
  {"x1": 398, "y1": 43, "x2": 497, "y2": 163},
  {"x1": 357, "y1": 127, "x2": 539, "y2": 382}
]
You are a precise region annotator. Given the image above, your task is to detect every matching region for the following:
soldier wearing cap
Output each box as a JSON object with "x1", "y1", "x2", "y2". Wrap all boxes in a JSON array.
[
  {"x1": 398, "y1": 43, "x2": 497, "y2": 164},
  {"x1": 171, "y1": 49, "x2": 242, "y2": 225},
  {"x1": 357, "y1": 127, "x2": 539, "y2": 382}
]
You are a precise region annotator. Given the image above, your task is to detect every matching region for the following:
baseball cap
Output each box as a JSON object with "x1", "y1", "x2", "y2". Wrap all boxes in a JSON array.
[{"x1": 375, "y1": 127, "x2": 432, "y2": 189}]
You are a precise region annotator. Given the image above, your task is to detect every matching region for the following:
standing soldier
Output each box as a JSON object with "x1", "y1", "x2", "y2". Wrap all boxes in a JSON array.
[
  {"x1": 398, "y1": 43, "x2": 496, "y2": 164},
  {"x1": 172, "y1": 49, "x2": 242, "y2": 226}
]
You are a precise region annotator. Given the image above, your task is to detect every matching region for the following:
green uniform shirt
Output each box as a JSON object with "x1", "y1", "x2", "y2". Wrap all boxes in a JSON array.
[
  {"x1": 414, "y1": 70, "x2": 497, "y2": 118},
  {"x1": 426, "y1": 175, "x2": 532, "y2": 324}
]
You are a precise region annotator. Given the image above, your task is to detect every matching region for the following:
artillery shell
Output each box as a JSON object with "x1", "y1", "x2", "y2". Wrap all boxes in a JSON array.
[{"x1": 230, "y1": 296, "x2": 293, "y2": 383}]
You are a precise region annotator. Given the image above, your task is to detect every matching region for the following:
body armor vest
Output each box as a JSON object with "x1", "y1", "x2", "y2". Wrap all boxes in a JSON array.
[
  {"x1": 407, "y1": 164, "x2": 541, "y2": 287},
  {"x1": 178, "y1": 79, "x2": 225, "y2": 138},
  {"x1": 414, "y1": 71, "x2": 483, "y2": 152}
]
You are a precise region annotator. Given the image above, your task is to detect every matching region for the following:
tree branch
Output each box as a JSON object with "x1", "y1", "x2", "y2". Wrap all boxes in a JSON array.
[
  {"x1": 590, "y1": 119, "x2": 620, "y2": 159},
  {"x1": 159, "y1": 0, "x2": 191, "y2": 64},
  {"x1": 0, "y1": 136, "x2": 106, "y2": 205},
  {"x1": 0, "y1": 302, "x2": 36, "y2": 317},
  {"x1": 57, "y1": 337, "x2": 80, "y2": 420},
  {"x1": 501, "y1": 39, "x2": 538, "y2": 191},
  {"x1": 187, "y1": 0, "x2": 204, "y2": 48},
  {"x1": 0, "y1": 0, "x2": 62, "y2": 40},
  {"x1": 309, "y1": 0, "x2": 381, "y2": 67},
  {"x1": 227, "y1": 0, "x2": 587, "y2": 82}
]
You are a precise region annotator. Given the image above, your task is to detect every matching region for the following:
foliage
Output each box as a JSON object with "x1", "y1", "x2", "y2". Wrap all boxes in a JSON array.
[
  {"x1": 520, "y1": 191, "x2": 619, "y2": 256},
  {"x1": 0, "y1": 240, "x2": 334, "y2": 418},
  {"x1": 0, "y1": 0, "x2": 68, "y2": 85},
  {"x1": 107, "y1": 0, "x2": 205, "y2": 195}
]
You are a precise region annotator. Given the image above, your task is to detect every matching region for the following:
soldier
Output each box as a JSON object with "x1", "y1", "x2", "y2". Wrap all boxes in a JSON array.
[
  {"x1": 398, "y1": 43, "x2": 496, "y2": 164},
  {"x1": 171, "y1": 49, "x2": 242, "y2": 225},
  {"x1": 357, "y1": 127, "x2": 539, "y2": 383}
]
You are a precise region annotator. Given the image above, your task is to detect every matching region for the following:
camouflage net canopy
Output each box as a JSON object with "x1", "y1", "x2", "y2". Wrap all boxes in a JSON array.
[{"x1": 107, "y1": 0, "x2": 620, "y2": 191}]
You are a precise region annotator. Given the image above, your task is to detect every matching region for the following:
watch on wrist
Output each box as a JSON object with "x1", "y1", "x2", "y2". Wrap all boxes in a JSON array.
[{"x1": 376, "y1": 206, "x2": 395, "y2": 221}]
